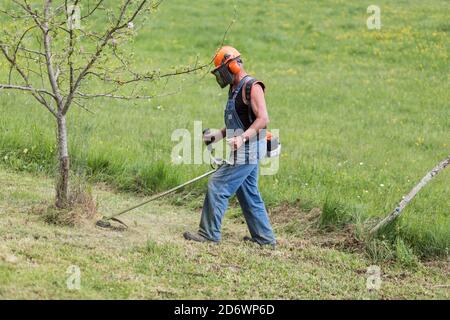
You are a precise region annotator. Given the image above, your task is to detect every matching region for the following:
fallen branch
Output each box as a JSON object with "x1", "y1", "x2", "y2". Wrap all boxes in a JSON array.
[{"x1": 370, "y1": 155, "x2": 450, "y2": 235}]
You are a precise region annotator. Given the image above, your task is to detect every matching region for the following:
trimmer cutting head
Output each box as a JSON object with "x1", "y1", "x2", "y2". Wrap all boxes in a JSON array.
[
  {"x1": 95, "y1": 219, "x2": 112, "y2": 228},
  {"x1": 95, "y1": 217, "x2": 128, "y2": 229}
]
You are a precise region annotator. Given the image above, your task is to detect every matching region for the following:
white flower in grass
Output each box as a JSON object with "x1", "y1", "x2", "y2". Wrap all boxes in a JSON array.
[
  {"x1": 359, "y1": 162, "x2": 364, "y2": 166},
  {"x1": 127, "y1": 22, "x2": 134, "y2": 29},
  {"x1": 23, "y1": 148, "x2": 28, "y2": 154}
]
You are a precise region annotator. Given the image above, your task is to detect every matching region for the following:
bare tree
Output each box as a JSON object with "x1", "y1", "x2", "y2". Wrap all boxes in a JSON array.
[{"x1": 0, "y1": 0, "x2": 206, "y2": 208}]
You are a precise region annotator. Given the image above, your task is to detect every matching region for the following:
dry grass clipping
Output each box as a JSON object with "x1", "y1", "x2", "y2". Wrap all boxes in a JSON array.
[{"x1": 32, "y1": 180, "x2": 97, "y2": 226}]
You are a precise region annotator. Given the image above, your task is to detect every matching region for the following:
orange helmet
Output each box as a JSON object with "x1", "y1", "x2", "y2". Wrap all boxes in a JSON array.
[
  {"x1": 211, "y1": 46, "x2": 242, "y2": 88},
  {"x1": 213, "y1": 46, "x2": 241, "y2": 74}
]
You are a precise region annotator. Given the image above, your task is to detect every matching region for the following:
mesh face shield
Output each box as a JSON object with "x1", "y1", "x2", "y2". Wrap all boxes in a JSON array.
[{"x1": 211, "y1": 61, "x2": 234, "y2": 88}]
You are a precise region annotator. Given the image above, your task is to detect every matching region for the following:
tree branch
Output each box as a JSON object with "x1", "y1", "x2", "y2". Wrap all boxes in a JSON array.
[
  {"x1": 0, "y1": 43, "x2": 45, "y2": 57},
  {"x1": 75, "y1": 88, "x2": 180, "y2": 100},
  {"x1": 0, "y1": 83, "x2": 54, "y2": 96},
  {"x1": 81, "y1": 0, "x2": 105, "y2": 20},
  {"x1": 13, "y1": 0, "x2": 45, "y2": 31},
  {"x1": 42, "y1": 0, "x2": 64, "y2": 109},
  {"x1": 75, "y1": 91, "x2": 156, "y2": 100},
  {"x1": 0, "y1": 44, "x2": 56, "y2": 115},
  {"x1": 84, "y1": 62, "x2": 208, "y2": 86},
  {"x1": 0, "y1": 83, "x2": 57, "y2": 116},
  {"x1": 62, "y1": 0, "x2": 150, "y2": 115}
]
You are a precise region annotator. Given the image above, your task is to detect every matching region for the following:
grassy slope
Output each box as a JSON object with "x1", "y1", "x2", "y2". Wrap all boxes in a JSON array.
[
  {"x1": 0, "y1": 168, "x2": 448, "y2": 299},
  {"x1": 0, "y1": 0, "x2": 449, "y2": 257}
]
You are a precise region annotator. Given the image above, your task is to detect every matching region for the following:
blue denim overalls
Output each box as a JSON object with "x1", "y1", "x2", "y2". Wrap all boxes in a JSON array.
[
  {"x1": 198, "y1": 76, "x2": 276, "y2": 245},
  {"x1": 225, "y1": 75, "x2": 267, "y2": 164}
]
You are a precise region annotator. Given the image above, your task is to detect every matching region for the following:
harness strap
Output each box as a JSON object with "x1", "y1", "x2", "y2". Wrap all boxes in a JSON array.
[
  {"x1": 245, "y1": 78, "x2": 257, "y2": 123},
  {"x1": 244, "y1": 78, "x2": 265, "y2": 125}
]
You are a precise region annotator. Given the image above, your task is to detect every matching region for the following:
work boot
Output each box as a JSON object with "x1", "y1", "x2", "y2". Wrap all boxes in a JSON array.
[
  {"x1": 243, "y1": 236, "x2": 276, "y2": 249},
  {"x1": 243, "y1": 236, "x2": 257, "y2": 243},
  {"x1": 183, "y1": 231, "x2": 212, "y2": 243}
]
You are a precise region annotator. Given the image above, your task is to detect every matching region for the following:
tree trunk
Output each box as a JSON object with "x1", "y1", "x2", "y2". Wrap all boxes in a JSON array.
[{"x1": 55, "y1": 114, "x2": 70, "y2": 208}]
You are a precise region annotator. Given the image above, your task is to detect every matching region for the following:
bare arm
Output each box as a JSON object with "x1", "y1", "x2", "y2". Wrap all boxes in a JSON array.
[{"x1": 228, "y1": 83, "x2": 269, "y2": 150}]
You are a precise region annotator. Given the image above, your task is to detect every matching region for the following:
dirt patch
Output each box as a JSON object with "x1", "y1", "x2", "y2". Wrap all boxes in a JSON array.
[
  {"x1": 269, "y1": 202, "x2": 321, "y2": 224},
  {"x1": 313, "y1": 224, "x2": 365, "y2": 253},
  {"x1": 269, "y1": 203, "x2": 364, "y2": 253}
]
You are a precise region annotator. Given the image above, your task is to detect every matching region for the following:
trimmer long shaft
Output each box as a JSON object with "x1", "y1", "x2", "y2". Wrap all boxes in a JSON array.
[
  {"x1": 98, "y1": 128, "x2": 227, "y2": 227},
  {"x1": 105, "y1": 168, "x2": 218, "y2": 221}
]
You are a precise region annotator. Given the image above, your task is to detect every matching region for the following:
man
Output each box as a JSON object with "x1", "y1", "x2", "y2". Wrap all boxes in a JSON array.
[{"x1": 183, "y1": 46, "x2": 276, "y2": 246}]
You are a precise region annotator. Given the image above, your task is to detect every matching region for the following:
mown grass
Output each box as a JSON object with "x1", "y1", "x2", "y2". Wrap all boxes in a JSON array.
[
  {"x1": 0, "y1": 168, "x2": 448, "y2": 299},
  {"x1": 0, "y1": 0, "x2": 449, "y2": 259}
]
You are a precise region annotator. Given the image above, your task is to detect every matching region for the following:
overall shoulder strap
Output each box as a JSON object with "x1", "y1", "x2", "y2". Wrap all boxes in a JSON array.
[{"x1": 231, "y1": 75, "x2": 249, "y2": 98}]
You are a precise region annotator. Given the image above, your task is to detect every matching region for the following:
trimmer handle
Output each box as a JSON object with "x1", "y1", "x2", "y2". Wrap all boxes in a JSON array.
[
  {"x1": 203, "y1": 128, "x2": 232, "y2": 168},
  {"x1": 202, "y1": 128, "x2": 215, "y2": 146}
]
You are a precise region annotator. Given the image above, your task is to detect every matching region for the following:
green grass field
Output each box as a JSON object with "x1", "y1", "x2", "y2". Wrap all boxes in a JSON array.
[
  {"x1": 0, "y1": 0, "x2": 449, "y2": 265},
  {"x1": 0, "y1": 168, "x2": 448, "y2": 299}
]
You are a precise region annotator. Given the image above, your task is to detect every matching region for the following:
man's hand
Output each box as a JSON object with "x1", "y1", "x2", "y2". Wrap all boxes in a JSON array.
[{"x1": 227, "y1": 135, "x2": 244, "y2": 151}]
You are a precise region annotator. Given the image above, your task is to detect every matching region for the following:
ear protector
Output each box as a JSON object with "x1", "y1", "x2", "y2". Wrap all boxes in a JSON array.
[
  {"x1": 227, "y1": 56, "x2": 241, "y2": 74},
  {"x1": 211, "y1": 57, "x2": 242, "y2": 88}
]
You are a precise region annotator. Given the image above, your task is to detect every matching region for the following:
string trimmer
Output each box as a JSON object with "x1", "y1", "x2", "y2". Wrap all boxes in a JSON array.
[{"x1": 95, "y1": 129, "x2": 229, "y2": 228}]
